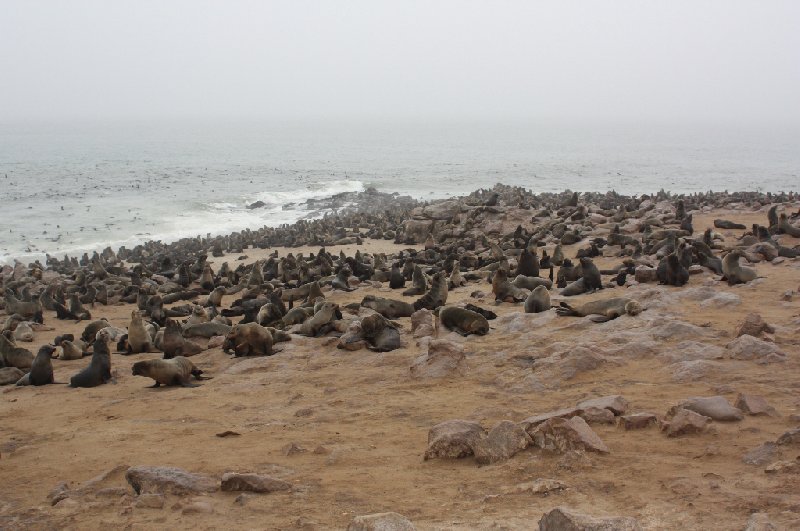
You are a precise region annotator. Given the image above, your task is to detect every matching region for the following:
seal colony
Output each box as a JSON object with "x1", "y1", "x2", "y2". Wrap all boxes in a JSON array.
[{"x1": 1, "y1": 184, "x2": 800, "y2": 530}]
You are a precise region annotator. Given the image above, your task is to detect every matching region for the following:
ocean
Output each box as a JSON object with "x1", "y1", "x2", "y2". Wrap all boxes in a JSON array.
[{"x1": 1, "y1": 120, "x2": 798, "y2": 265}]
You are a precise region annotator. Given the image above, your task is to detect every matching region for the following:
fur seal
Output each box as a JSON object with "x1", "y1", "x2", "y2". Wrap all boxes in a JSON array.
[
  {"x1": 331, "y1": 268, "x2": 355, "y2": 292},
  {"x1": 556, "y1": 297, "x2": 642, "y2": 322},
  {"x1": 125, "y1": 310, "x2": 152, "y2": 354},
  {"x1": 578, "y1": 257, "x2": 602, "y2": 292},
  {"x1": 438, "y1": 306, "x2": 489, "y2": 336},
  {"x1": 0, "y1": 331, "x2": 34, "y2": 369},
  {"x1": 778, "y1": 213, "x2": 800, "y2": 237},
  {"x1": 389, "y1": 263, "x2": 405, "y2": 289},
  {"x1": 223, "y1": 322, "x2": 275, "y2": 356},
  {"x1": 722, "y1": 250, "x2": 758, "y2": 285},
  {"x1": 59, "y1": 340, "x2": 86, "y2": 360},
  {"x1": 70, "y1": 334, "x2": 112, "y2": 388},
  {"x1": 0, "y1": 366, "x2": 25, "y2": 386},
  {"x1": 524, "y1": 285, "x2": 550, "y2": 313},
  {"x1": 657, "y1": 253, "x2": 689, "y2": 286},
  {"x1": 402, "y1": 265, "x2": 428, "y2": 296},
  {"x1": 360, "y1": 313, "x2": 401, "y2": 351},
  {"x1": 414, "y1": 270, "x2": 448, "y2": 310},
  {"x1": 360, "y1": 295, "x2": 415, "y2": 318},
  {"x1": 204, "y1": 286, "x2": 225, "y2": 307},
  {"x1": 132, "y1": 356, "x2": 209, "y2": 388},
  {"x1": 515, "y1": 248, "x2": 540, "y2": 277},
  {"x1": 80, "y1": 319, "x2": 110, "y2": 343},
  {"x1": 714, "y1": 219, "x2": 746, "y2": 230},
  {"x1": 162, "y1": 319, "x2": 204, "y2": 358},
  {"x1": 491, "y1": 268, "x2": 527, "y2": 302},
  {"x1": 13, "y1": 322, "x2": 34, "y2": 342},
  {"x1": 182, "y1": 321, "x2": 232, "y2": 338},
  {"x1": 16, "y1": 345, "x2": 56, "y2": 386},
  {"x1": 298, "y1": 302, "x2": 339, "y2": 337},
  {"x1": 69, "y1": 293, "x2": 91, "y2": 321},
  {"x1": 512, "y1": 275, "x2": 553, "y2": 290}
]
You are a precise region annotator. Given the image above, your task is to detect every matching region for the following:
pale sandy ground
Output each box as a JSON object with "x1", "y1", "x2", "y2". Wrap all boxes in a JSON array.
[{"x1": 1, "y1": 205, "x2": 799, "y2": 530}]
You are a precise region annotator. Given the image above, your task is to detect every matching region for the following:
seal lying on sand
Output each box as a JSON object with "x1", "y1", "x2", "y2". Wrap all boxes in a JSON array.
[
  {"x1": 360, "y1": 295, "x2": 415, "y2": 319},
  {"x1": 556, "y1": 297, "x2": 642, "y2": 323},
  {"x1": 132, "y1": 356, "x2": 209, "y2": 388},
  {"x1": 438, "y1": 306, "x2": 489, "y2": 336}
]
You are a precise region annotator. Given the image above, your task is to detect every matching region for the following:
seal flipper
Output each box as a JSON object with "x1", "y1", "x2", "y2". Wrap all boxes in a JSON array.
[{"x1": 588, "y1": 314, "x2": 611, "y2": 323}]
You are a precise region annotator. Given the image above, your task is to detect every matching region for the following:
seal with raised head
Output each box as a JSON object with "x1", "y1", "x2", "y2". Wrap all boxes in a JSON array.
[
  {"x1": 69, "y1": 333, "x2": 112, "y2": 388},
  {"x1": 438, "y1": 305, "x2": 489, "y2": 336},
  {"x1": 298, "y1": 302, "x2": 339, "y2": 337},
  {"x1": 491, "y1": 268, "x2": 527, "y2": 303},
  {"x1": 556, "y1": 297, "x2": 642, "y2": 323},
  {"x1": 0, "y1": 330, "x2": 34, "y2": 370},
  {"x1": 402, "y1": 265, "x2": 428, "y2": 296},
  {"x1": 132, "y1": 356, "x2": 209, "y2": 388},
  {"x1": 389, "y1": 262, "x2": 405, "y2": 289},
  {"x1": 162, "y1": 319, "x2": 203, "y2": 359},
  {"x1": 722, "y1": 250, "x2": 758, "y2": 285},
  {"x1": 524, "y1": 285, "x2": 550, "y2": 313},
  {"x1": 414, "y1": 270, "x2": 448, "y2": 311},
  {"x1": 16, "y1": 345, "x2": 56, "y2": 386},
  {"x1": 125, "y1": 310, "x2": 152, "y2": 354}
]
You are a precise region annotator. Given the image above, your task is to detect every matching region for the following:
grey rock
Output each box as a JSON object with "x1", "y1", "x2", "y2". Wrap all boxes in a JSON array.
[
  {"x1": 539, "y1": 506, "x2": 642, "y2": 530},
  {"x1": 743, "y1": 512, "x2": 777, "y2": 531},
  {"x1": 576, "y1": 395, "x2": 629, "y2": 416},
  {"x1": 580, "y1": 407, "x2": 616, "y2": 425},
  {"x1": 677, "y1": 396, "x2": 743, "y2": 421},
  {"x1": 726, "y1": 335, "x2": 786, "y2": 364},
  {"x1": 618, "y1": 413, "x2": 658, "y2": 430},
  {"x1": 348, "y1": 512, "x2": 416, "y2": 531},
  {"x1": 409, "y1": 339, "x2": 467, "y2": 379},
  {"x1": 220, "y1": 473, "x2": 292, "y2": 493},
  {"x1": 519, "y1": 408, "x2": 582, "y2": 431},
  {"x1": 776, "y1": 427, "x2": 800, "y2": 446},
  {"x1": 135, "y1": 493, "x2": 165, "y2": 509},
  {"x1": 735, "y1": 313, "x2": 775, "y2": 338},
  {"x1": 661, "y1": 409, "x2": 710, "y2": 437},
  {"x1": 742, "y1": 442, "x2": 781, "y2": 466},
  {"x1": 530, "y1": 416, "x2": 609, "y2": 454},
  {"x1": 735, "y1": 394, "x2": 778, "y2": 416},
  {"x1": 125, "y1": 466, "x2": 218, "y2": 495}
]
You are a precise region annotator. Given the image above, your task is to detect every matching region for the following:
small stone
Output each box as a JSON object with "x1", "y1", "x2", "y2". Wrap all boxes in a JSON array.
[
  {"x1": 502, "y1": 478, "x2": 568, "y2": 496},
  {"x1": 776, "y1": 427, "x2": 800, "y2": 446},
  {"x1": 764, "y1": 459, "x2": 800, "y2": 474},
  {"x1": 735, "y1": 313, "x2": 775, "y2": 338},
  {"x1": 347, "y1": 512, "x2": 416, "y2": 531},
  {"x1": 662, "y1": 409, "x2": 710, "y2": 437},
  {"x1": 619, "y1": 413, "x2": 658, "y2": 430},
  {"x1": 125, "y1": 466, "x2": 218, "y2": 495},
  {"x1": 48, "y1": 482, "x2": 70, "y2": 506},
  {"x1": 472, "y1": 420, "x2": 532, "y2": 465},
  {"x1": 780, "y1": 290, "x2": 793, "y2": 302},
  {"x1": 744, "y1": 512, "x2": 777, "y2": 531},
  {"x1": 576, "y1": 395, "x2": 629, "y2": 416},
  {"x1": 580, "y1": 407, "x2": 616, "y2": 425},
  {"x1": 742, "y1": 443, "x2": 781, "y2": 466},
  {"x1": 282, "y1": 442, "x2": 307, "y2": 456},
  {"x1": 539, "y1": 506, "x2": 642, "y2": 531},
  {"x1": 424, "y1": 419, "x2": 484, "y2": 460},
  {"x1": 313, "y1": 445, "x2": 330, "y2": 455},
  {"x1": 676, "y1": 396, "x2": 743, "y2": 421},
  {"x1": 735, "y1": 394, "x2": 778, "y2": 416},
  {"x1": 220, "y1": 473, "x2": 292, "y2": 493},
  {"x1": 135, "y1": 494, "x2": 165, "y2": 509},
  {"x1": 181, "y1": 500, "x2": 214, "y2": 514}
]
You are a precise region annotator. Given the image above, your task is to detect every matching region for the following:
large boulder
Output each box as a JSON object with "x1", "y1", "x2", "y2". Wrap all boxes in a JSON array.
[
  {"x1": 735, "y1": 313, "x2": 775, "y2": 338},
  {"x1": 576, "y1": 395, "x2": 629, "y2": 416},
  {"x1": 661, "y1": 409, "x2": 710, "y2": 437},
  {"x1": 402, "y1": 219, "x2": 434, "y2": 244},
  {"x1": 410, "y1": 309, "x2": 435, "y2": 339},
  {"x1": 538, "y1": 506, "x2": 642, "y2": 530},
  {"x1": 726, "y1": 335, "x2": 786, "y2": 364},
  {"x1": 423, "y1": 420, "x2": 484, "y2": 460}
]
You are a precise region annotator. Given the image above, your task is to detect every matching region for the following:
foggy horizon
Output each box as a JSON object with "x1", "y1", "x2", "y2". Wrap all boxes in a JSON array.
[{"x1": 2, "y1": 1, "x2": 799, "y2": 126}]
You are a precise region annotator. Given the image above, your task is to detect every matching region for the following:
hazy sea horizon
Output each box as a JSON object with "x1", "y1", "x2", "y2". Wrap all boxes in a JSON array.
[{"x1": 1, "y1": 119, "x2": 798, "y2": 265}]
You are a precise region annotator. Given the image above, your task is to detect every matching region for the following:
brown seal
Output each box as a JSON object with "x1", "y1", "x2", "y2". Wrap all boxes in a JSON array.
[
  {"x1": 524, "y1": 285, "x2": 550, "y2": 313},
  {"x1": 125, "y1": 310, "x2": 153, "y2": 354},
  {"x1": 0, "y1": 330, "x2": 34, "y2": 369},
  {"x1": 69, "y1": 333, "x2": 113, "y2": 388},
  {"x1": 556, "y1": 297, "x2": 642, "y2": 323},
  {"x1": 438, "y1": 306, "x2": 489, "y2": 336},
  {"x1": 414, "y1": 270, "x2": 449, "y2": 311},
  {"x1": 360, "y1": 295, "x2": 415, "y2": 318},
  {"x1": 223, "y1": 322, "x2": 275, "y2": 356},
  {"x1": 162, "y1": 319, "x2": 203, "y2": 359},
  {"x1": 721, "y1": 250, "x2": 758, "y2": 285},
  {"x1": 132, "y1": 356, "x2": 209, "y2": 388},
  {"x1": 16, "y1": 345, "x2": 56, "y2": 386}
]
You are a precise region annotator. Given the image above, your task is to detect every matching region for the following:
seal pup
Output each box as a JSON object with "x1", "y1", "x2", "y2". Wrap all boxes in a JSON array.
[
  {"x1": 81, "y1": 319, "x2": 110, "y2": 343},
  {"x1": 70, "y1": 333, "x2": 113, "y2": 388},
  {"x1": 223, "y1": 322, "x2": 275, "y2": 356},
  {"x1": 132, "y1": 356, "x2": 209, "y2": 388},
  {"x1": 721, "y1": 250, "x2": 758, "y2": 285},
  {"x1": 438, "y1": 306, "x2": 489, "y2": 336},
  {"x1": 414, "y1": 271, "x2": 448, "y2": 310},
  {"x1": 556, "y1": 297, "x2": 642, "y2": 323},
  {"x1": 331, "y1": 267, "x2": 355, "y2": 292},
  {"x1": 524, "y1": 285, "x2": 551, "y2": 313},
  {"x1": 69, "y1": 293, "x2": 91, "y2": 321},
  {"x1": 16, "y1": 345, "x2": 56, "y2": 386},
  {"x1": 59, "y1": 340, "x2": 87, "y2": 361},
  {"x1": 13, "y1": 322, "x2": 34, "y2": 342}
]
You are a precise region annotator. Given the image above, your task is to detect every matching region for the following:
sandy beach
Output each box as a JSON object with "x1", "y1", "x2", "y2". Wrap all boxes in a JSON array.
[{"x1": 0, "y1": 195, "x2": 799, "y2": 530}]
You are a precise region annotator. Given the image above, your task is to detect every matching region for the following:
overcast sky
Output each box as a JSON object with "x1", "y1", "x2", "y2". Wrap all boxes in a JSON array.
[{"x1": 1, "y1": 1, "x2": 799, "y2": 124}]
